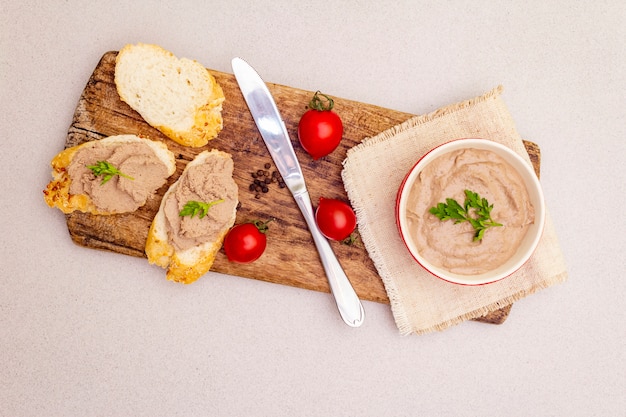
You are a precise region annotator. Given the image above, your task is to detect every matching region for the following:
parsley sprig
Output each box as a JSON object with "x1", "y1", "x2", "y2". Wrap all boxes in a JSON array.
[
  {"x1": 179, "y1": 200, "x2": 224, "y2": 219},
  {"x1": 86, "y1": 160, "x2": 134, "y2": 185},
  {"x1": 429, "y1": 189, "x2": 503, "y2": 241}
]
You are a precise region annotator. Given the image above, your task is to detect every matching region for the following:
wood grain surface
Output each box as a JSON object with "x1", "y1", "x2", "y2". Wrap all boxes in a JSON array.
[{"x1": 61, "y1": 51, "x2": 541, "y2": 324}]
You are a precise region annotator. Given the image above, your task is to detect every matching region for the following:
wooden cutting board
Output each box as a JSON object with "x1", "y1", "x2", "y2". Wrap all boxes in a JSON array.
[{"x1": 62, "y1": 51, "x2": 541, "y2": 324}]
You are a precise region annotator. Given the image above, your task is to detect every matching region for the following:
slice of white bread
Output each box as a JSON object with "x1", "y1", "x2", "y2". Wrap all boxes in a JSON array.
[
  {"x1": 114, "y1": 43, "x2": 225, "y2": 148},
  {"x1": 43, "y1": 135, "x2": 176, "y2": 214},
  {"x1": 145, "y1": 149, "x2": 238, "y2": 284}
]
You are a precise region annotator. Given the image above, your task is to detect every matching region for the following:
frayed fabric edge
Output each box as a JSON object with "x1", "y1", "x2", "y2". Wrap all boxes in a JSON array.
[{"x1": 340, "y1": 161, "x2": 414, "y2": 336}]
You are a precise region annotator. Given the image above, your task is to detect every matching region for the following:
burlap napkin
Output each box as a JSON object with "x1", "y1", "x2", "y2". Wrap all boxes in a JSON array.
[{"x1": 342, "y1": 86, "x2": 568, "y2": 335}]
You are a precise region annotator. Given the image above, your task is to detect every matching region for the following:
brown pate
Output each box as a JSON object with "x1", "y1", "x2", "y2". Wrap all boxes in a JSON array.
[{"x1": 405, "y1": 148, "x2": 535, "y2": 275}]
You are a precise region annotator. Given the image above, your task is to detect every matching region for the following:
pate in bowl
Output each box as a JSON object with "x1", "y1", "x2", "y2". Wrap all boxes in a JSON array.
[{"x1": 395, "y1": 138, "x2": 545, "y2": 285}]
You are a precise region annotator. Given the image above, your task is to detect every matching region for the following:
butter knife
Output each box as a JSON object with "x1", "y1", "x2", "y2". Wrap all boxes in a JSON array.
[{"x1": 231, "y1": 57, "x2": 365, "y2": 327}]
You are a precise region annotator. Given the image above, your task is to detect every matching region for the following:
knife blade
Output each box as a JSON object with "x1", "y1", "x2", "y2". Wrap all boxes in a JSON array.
[{"x1": 231, "y1": 57, "x2": 365, "y2": 327}]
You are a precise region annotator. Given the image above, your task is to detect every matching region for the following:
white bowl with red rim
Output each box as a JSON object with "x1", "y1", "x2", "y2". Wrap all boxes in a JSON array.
[{"x1": 395, "y1": 138, "x2": 546, "y2": 285}]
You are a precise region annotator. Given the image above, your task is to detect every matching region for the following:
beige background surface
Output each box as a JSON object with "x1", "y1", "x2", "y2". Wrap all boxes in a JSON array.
[{"x1": 2, "y1": 1, "x2": 624, "y2": 416}]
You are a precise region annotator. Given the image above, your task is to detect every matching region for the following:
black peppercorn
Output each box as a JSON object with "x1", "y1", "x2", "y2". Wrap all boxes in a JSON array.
[{"x1": 247, "y1": 161, "x2": 285, "y2": 199}]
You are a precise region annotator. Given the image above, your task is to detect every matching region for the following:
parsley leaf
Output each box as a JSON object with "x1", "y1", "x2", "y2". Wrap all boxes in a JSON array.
[
  {"x1": 86, "y1": 160, "x2": 134, "y2": 185},
  {"x1": 428, "y1": 189, "x2": 503, "y2": 241},
  {"x1": 179, "y1": 200, "x2": 224, "y2": 219}
]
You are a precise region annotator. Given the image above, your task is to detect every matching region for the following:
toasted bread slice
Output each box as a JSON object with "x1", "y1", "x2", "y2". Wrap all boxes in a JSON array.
[
  {"x1": 145, "y1": 149, "x2": 238, "y2": 284},
  {"x1": 114, "y1": 43, "x2": 225, "y2": 148},
  {"x1": 43, "y1": 135, "x2": 176, "y2": 214}
]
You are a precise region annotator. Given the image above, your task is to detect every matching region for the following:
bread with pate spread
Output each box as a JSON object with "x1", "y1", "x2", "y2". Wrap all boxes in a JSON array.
[
  {"x1": 114, "y1": 43, "x2": 225, "y2": 148},
  {"x1": 43, "y1": 135, "x2": 176, "y2": 215},
  {"x1": 145, "y1": 149, "x2": 239, "y2": 284}
]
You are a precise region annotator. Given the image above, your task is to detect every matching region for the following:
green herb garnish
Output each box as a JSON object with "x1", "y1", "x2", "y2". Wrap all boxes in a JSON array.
[
  {"x1": 86, "y1": 160, "x2": 134, "y2": 185},
  {"x1": 179, "y1": 200, "x2": 224, "y2": 219},
  {"x1": 429, "y1": 189, "x2": 503, "y2": 241}
]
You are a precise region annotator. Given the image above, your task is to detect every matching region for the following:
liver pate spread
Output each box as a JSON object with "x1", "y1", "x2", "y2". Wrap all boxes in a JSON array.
[
  {"x1": 405, "y1": 148, "x2": 535, "y2": 275},
  {"x1": 67, "y1": 141, "x2": 171, "y2": 212},
  {"x1": 163, "y1": 155, "x2": 238, "y2": 252}
]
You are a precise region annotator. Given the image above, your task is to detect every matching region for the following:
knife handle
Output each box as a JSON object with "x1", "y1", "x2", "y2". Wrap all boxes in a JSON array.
[{"x1": 294, "y1": 191, "x2": 365, "y2": 327}]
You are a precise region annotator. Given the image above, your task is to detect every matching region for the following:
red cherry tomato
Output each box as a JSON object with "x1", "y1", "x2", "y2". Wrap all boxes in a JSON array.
[
  {"x1": 223, "y1": 220, "x2": 271, "y2": 263},
  {"x1": 315, "y1": 197, "x2": 356, "y2": 241},
  {"x1": 297, "y1": 91, "x2": 343, "y2": 160}
]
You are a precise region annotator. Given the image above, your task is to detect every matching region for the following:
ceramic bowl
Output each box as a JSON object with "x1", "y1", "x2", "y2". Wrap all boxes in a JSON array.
[{"x1": 395, "y1": 138, "x2": 545, "y2": 285}]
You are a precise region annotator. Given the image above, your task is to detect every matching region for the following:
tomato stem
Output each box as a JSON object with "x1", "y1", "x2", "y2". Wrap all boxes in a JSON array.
[
  {"x1": 341, "y1": 233, "x2": 360, "y2": 246},
  {"x1": 308, "y1": 91, "x2": 335, "y2": 111},
  {"x1": 252, "y1": 218, "x2": 273, "y2": 234}
]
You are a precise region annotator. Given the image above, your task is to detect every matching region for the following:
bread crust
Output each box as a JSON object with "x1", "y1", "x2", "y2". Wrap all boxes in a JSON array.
[
  {"x1": 43, "y1": 135, "x2": 176, "y2": 215},
  {"x1": 145, "y1": 149, "x2": 238, "y2": 284},
  {"x1": 115, "y1": 43, "x2": 225, "y2": 148}
]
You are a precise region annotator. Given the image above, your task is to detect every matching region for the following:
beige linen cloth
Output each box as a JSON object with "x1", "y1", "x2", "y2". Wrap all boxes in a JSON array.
[{"x1": 342, "y1": 86, "x2": 568, "y2": 335}]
